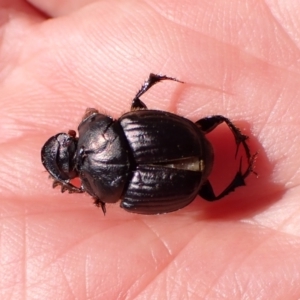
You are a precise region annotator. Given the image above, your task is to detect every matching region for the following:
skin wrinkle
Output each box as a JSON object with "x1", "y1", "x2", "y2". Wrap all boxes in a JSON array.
[
  {"x1": 145, "y1": 0, "x2": 300, "y2": 73},
  {"x1": 57, "y1": 263, "x2": 77, "y2": 300},
  {"x1": 169, "y1": 276, "x2": 202, "y2": 299},
  {"x1": 202, "y1": 252, "x2": 239, "y2": 299},
  {"x1": 0, "y1": 171, "x2": 19, "y2": 194},
  {"x1": 0, "y1": 206, "x2": 94, "y2": 220},
  {"x1": 262, "y1": 0, "x2": 300, "y2": 53},
  {"x1": 17, "y1": 32, "x2": 108, "y2": 107},
  {"x1": 274, "y1": 205, "x2": 300, "y2": 236},
  {"x1": 252, "y1": 68, "x2": 299, "y2": 142},
  {"x1": 0, "y1": 11, "x2": 39, "y2": 80},
  {"x1": 126, "y1": 219, "x2": 206, "y2": 299},
  {"x1": 204, "y1": 234, "x2": 278, "y2": 300},
  {"x1": 235, "y1": 1, "x2": 261, "y2": 41},
  {"x1": 257, "y1": 88, "x2": 282, "y2": 139},
  {"x1": 235, "y1": 226, "x2": 296, "y2": 296},
  {"x1": 234, "y1": 272, "x2": 249, "y2": 300},
  {"x1": 21, "y1": 220, "x2": 129, "y2": 278},
  {"x1": 17, "y1": 0, "x2": 300, "y2": 139},
  {"x1": 139, "y1": 15, "x2": 300, "y2": 125},
  {"x1": 23, "y1": 212, "x2": 28, "y2": 300},
  {"x1": 242, "y1": 217, "x2": 300, "y2": 239},
  {"x1": 274, "y1": 4, "x2": 300, "y2": 49},
  {"x1": 286, "y1": 167, "x2": 300, "y2": 189},
  {"x1": 122, "y1": 219, "x2": 175, "y2": 299},
  {"x1": 169, "y1": 262, "x2": 196, "y2": 298}
]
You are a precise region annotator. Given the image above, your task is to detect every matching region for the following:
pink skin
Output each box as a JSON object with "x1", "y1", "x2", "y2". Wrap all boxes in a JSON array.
[{"x1": 1, "y1": 0, "x2": 300, "y2": 299}]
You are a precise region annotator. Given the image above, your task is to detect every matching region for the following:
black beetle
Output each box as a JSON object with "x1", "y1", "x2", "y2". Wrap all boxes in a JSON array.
[{"x1": 41, "y1": 73, "x2": 255, "y2": 214}]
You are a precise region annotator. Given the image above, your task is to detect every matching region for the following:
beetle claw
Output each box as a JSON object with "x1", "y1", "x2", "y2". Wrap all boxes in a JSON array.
[
  {"x1": 245, "y1": 152, "x2": 258, "y2": 178},
  {"x1": 52, "y1": 180, "x2": 68, "y2": 193},
  {"x1": 93, "y1": 198, "x2": 106, "y2": 215},
  {"x1": 234, "y1": 134, "x2": 248, "y2": 158},
  {"x1": 61, "y1": 185, "x2": 68, "y2": 193},
  {"x1": 52, "y1": 178, "x2": 84, "y2": 194},
  {"x1": 52, "y1": 180, "x2": 61, "y2": 189}
]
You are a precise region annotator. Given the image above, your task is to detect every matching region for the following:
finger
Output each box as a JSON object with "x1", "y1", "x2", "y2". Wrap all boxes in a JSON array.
[
  {"x1": 26, "y1": 0, "x2": 99, "y2": 17},
  {"x1": 0, "y1": 1, "x2": 46, "y2": 94},
  {"x1": 0, "y1": 0, "x2": 46, "y2": 19}
]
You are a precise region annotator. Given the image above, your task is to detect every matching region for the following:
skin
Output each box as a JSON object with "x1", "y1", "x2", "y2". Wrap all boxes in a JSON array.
[{"x1": 1, "y1": 0, "x2": 300, "y2": 299}]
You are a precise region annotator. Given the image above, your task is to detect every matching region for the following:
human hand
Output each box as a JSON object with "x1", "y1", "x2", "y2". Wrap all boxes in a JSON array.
[{"x1": 1, "y1": 0, "x2": 300, "y2": 299}]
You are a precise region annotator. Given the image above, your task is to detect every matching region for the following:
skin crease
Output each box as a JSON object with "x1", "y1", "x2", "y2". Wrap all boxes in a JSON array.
[{"x1": 1, "y1": 0, "x2": 300, "y2": 299}]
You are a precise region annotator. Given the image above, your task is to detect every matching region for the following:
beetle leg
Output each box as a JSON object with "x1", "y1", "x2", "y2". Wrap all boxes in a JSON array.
[
  {"x1": 131, "y1": 98, "x2": 148, "y2": 110},
  {"x1": 196, "y1": 115, "x2": 251, "y2": 160},
  {"x1": 196, "y1": 115, "x2": 256, "y2": 201},
  {"x1": 199, "y1": 155, "x2": 256, "y2": 201},
  {"x1": 131, "y1": 73, "x2": 183, "y2": 111},
  {"x1": 93, "y1": 198, "x2": 106, "y2": 215},
  {"x1": 52, "y1": 179, "x2": 84, "y2": 194}
]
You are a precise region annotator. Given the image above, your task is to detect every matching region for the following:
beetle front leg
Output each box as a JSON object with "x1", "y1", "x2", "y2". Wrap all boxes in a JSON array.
[
  {"x1": 52, "y1": 179, "x2": 84, "y2": 194},
  {"x1": 131, "y1": 73, "x2": 183, "y2": 111},
  {"x1": 93, "y1": 197, "x2": 106, "y2": 215}
]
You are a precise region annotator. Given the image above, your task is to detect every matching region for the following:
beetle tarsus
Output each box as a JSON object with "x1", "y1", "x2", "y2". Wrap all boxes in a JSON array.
[
  {"x1": 52, "y1": 179, "x2": 84, "y2": 194},
  {"x1": 131, "y1": 73, "x2": 183, "y2": 111},
  {"x1": 234, "y1": 133, "x2": 249, "y2": 159},
  {"x1": 131, "y1": 98, "x2": 147, "y2": 110},
  {"x1": 243, "y1": 151, "x2": 258, "y2": 178},
  {"x1": 94, "y1": 198, "x2": 106, "y2": 215},
  {"x1": 52, "y1": 180, "x2": 60, "y2": 189},
  {"x1": 61, "y1": 185, "x2": 69, "y2": 193}
]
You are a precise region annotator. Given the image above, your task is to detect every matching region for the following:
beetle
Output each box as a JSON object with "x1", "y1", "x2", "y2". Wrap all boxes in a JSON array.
[{"x1": 41, "y1": 73, "x2": 255, "y2": 215}]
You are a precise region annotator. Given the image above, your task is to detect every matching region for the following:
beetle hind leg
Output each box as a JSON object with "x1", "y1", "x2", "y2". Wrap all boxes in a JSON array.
[
  {"x1": 196, "y1": 115, "x2": 254, "y2": 170},
  {"x1": 199, "y1": 155, "x2": 256, "y2": 201},
  {"x1": 196, "y1": 115, "x2": 250, "y2": 157},
  {"x1": 196, "y1": 115, "x2": 256, "y2": 201},
  {"x1": 131, "y1": 73, "x2": 183, "y2": 111}
]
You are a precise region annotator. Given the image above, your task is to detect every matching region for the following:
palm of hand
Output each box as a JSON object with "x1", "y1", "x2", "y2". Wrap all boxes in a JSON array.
[{"x1": 1, "y1": 1, "x2": 300, "y2": 299}]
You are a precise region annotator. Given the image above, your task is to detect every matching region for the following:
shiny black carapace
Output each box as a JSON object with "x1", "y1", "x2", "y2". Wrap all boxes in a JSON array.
[{"x1": 41, "y1": 73, "x2": 255, "y2": 214}]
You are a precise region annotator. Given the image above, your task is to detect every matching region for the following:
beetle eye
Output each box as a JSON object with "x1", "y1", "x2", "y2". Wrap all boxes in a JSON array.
[{"x1": 68, "y1": 130, "x2": 76, "y2": 138}]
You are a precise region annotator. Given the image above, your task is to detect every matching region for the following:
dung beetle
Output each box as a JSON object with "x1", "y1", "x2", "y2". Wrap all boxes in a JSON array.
[{"x1": 41, "y1": 73, "x2": 255, "y2": 214}]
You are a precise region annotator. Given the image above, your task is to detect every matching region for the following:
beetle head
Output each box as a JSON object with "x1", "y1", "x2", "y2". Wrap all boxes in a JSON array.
[{"x1": 41, "y1": 132, "x2": 82, "y2": 192}]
